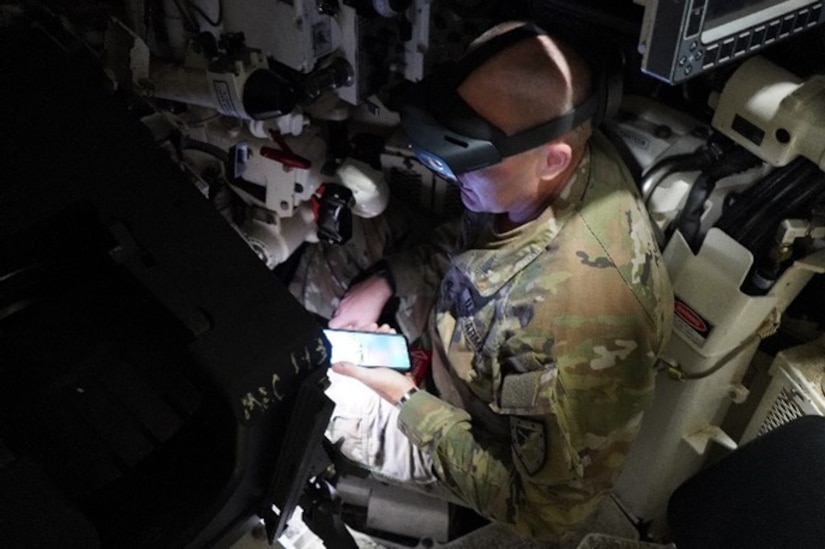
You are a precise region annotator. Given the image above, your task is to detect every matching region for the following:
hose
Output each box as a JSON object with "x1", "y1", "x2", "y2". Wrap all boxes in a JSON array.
[
  {"x1": 187, "y1": 0, "x2": 222, "y2": 27},
  {"x1": 179, "y1": 135, "x2": 229, "y2": 163},
  {"x1": 716, "y1": 158, "x2": 821, "y2": 248},
  {"x1": 640, "y1": 148, "x2": 718, "y2": 205},
  {"x1": 674, "y1": 146, "x2": 762, "y2": 252},
  {"x1": 713, "y1": 157, "x2": 825, "y2": 294}
]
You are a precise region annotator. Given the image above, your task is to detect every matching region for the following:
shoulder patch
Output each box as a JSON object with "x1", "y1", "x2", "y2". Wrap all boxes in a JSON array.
[{"x1": 511, "y1": 417, "x2": 547, "y2": 475}]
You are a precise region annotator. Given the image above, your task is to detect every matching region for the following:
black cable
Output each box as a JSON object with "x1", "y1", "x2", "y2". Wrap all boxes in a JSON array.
[
  {"x1": 640, "y1": 148, "x2": 718, "y2": 205},
  {"x1": 172, "y1": 0, "x2": 199, "y2": 33},
  {"x1": 708, "y1": 156, "x2": 825, "y2": 294},
  {"x1": 673, "y1": 145, "x2": 762, "y2": 252},
  {"x1": 740, "y1": 165, "x2": 825, "y2": 295},
  {"x1": 180, "y1": 136, "x2": 229, "y2": 163},
  {"x1": 187, "y1": 0, "x2": 222, "y2": 27},
  {"x1": 736, "y1": 169, "x2": 811, "y2": 247},
  {"x1": 739, "y1": 168, "x2": 825, "y2": 252},
  {"x1": 716, "y1": 158, "x2": 814, "y2": 242}
]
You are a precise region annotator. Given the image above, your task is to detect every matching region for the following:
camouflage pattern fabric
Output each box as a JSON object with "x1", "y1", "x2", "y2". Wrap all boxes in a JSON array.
[
  {"x1": 287, "y1": 212, "x2": 393, "y2": 320},
  {"x1": 287, "y1": 200, "x2": 439, "y2": 339},
  {"x1": 393, "y1": 132, "x2": 674, "y2": 540}
]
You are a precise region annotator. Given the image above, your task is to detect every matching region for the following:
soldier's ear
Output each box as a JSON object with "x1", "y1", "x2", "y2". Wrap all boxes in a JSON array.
[{"x1": 536, "y1": 142, "x2": 572, "y2": 181}]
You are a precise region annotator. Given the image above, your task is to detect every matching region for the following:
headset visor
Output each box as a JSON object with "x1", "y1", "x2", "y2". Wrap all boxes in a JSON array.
[{"x1": 400, "y1": 23, "x2": 607, "y2": 180}]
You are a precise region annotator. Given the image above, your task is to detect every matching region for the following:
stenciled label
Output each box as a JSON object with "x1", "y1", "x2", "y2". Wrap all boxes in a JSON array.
[{"x1": 212, "y1": 80, "x2": 239, "y2": 117}]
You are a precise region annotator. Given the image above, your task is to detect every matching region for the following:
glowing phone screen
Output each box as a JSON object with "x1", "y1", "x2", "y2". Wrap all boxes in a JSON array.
[{"x1": 323, "y1": 329, "x2": 411, "y2": 371}]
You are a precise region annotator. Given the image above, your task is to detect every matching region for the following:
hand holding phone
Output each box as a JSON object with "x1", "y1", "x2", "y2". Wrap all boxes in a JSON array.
[{"x1": 323, "y1": 328, "x2": 411, "y2": 372}]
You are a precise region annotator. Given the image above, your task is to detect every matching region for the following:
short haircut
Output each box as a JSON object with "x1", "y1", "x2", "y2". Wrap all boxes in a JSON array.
[{"x1": 462, "y1": 21, "x2": 594, "y2": 148}]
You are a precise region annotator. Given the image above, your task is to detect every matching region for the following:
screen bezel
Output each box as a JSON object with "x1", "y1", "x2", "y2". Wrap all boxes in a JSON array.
[{"x1": 639, "y1": 0, "x2": 824, "y2": 84}]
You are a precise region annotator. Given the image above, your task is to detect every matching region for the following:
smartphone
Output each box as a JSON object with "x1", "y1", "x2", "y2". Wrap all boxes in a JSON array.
[{"x1": 323, "y1": 328, "x2": 412, "y2": 371}]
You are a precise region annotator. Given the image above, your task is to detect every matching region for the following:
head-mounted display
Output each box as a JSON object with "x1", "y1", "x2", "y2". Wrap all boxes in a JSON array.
[{"x1": 400, "y1": 23, "x2": 620, "y2": 181}]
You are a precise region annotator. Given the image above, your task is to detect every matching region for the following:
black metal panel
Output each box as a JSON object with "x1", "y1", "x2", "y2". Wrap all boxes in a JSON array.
[{"x1": 0, "y1": 13, "x2": 327, "y2": 548}]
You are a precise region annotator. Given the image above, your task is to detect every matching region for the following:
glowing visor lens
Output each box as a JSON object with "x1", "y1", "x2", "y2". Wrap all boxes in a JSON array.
[{"x1": 411, "y1": 145, "x2": 458, "y2": 182}]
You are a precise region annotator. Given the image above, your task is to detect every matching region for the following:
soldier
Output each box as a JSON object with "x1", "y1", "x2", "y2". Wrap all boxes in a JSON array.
[{"x1": 290, "y1": 21, "x2": 673, "y2": 540}]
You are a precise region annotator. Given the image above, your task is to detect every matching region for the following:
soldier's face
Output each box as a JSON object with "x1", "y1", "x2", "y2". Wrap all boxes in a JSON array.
[
  {"x1": 454, "y1": 71, "x2": 550, "y2": 222},
  {"x1": 456, "y1": 146, "x2": 544, "y2": 219}
]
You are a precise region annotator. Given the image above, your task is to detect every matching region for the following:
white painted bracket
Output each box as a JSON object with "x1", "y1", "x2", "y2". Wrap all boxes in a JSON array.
[
  {"x1": 683, "y1": 425, "x2": 738, "y2": 455},
  {"x1": 728, "y1": 382, "x2": 750, "y2": 404}
]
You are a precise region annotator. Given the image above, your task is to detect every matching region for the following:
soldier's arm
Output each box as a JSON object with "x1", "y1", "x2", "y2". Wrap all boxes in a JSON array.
[
  {"x1": 383, "y1": 216, "x2": 461, "y2": 299},
  {"x1": 330, "y1": 216, "x2": 463, "y2": 331},
  {"x1": 397, "y1": 299, "x2": 660, "y2": 539},
  {"x1": 397, "y1": 390, "x2": 597, "y2": 539}
]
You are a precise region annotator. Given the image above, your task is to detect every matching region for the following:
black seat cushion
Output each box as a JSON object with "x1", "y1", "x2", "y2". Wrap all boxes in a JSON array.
[{"x1": 667, "y1": 415, "x2": 825, "y2": 549}]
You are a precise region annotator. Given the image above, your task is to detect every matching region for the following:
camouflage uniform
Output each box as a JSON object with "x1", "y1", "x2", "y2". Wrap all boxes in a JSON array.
[
  {"x1": 291, "y1": 132, "x2": 673, "y2": 540},
  {"x1": 386, "y1": 132, "x2": 673, "y2": 539},
  {"x1": 288, "y1": 200, "x2": 438, "y2": 341}
]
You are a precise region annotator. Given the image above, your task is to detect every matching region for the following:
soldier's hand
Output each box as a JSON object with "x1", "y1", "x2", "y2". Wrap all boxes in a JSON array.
[
  {"x1": 331, "y1": 361, "x2": 417, "y2": 406},
  {"x1": 329, "y1": 274, "x2": 393, "y2": 329}
]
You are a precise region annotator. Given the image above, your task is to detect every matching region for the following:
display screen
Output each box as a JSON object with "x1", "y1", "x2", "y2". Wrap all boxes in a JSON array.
[
  {"x1": 703, "y1": 0, "x2": 816, "y2": 42},
  {"x1": 705, "y1": 0, "x2": 788, "y2": 29},
  {"x1": 323, "y1": 329, "x2": 412, "y2": 371}
]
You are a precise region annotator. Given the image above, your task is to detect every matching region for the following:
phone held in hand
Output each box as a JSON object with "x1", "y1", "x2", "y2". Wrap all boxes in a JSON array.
[{"x1": 322, "y1": 328, "x2": 412, "y2": 372}]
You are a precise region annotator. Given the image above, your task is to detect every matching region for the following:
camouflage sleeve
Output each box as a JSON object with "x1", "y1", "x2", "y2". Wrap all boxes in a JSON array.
[
  {"x1": 397, "y1": 390, "x2": 520, "y2": 521},
  {"x1": 398, "y1": 286, "x2": 661, "y2": 540},
  {"x1": 396, "y1": 388, "x2": 591, "y2": 538},
  {"x1": 384, "y1": 218, "x2": 461, "y2": 298},
  {"x1": 494, "y1": 291, "x2": 661, "y2": 538},
  {"x1": 383, "y1": 219, "x2": 463, "y2": 338}
]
